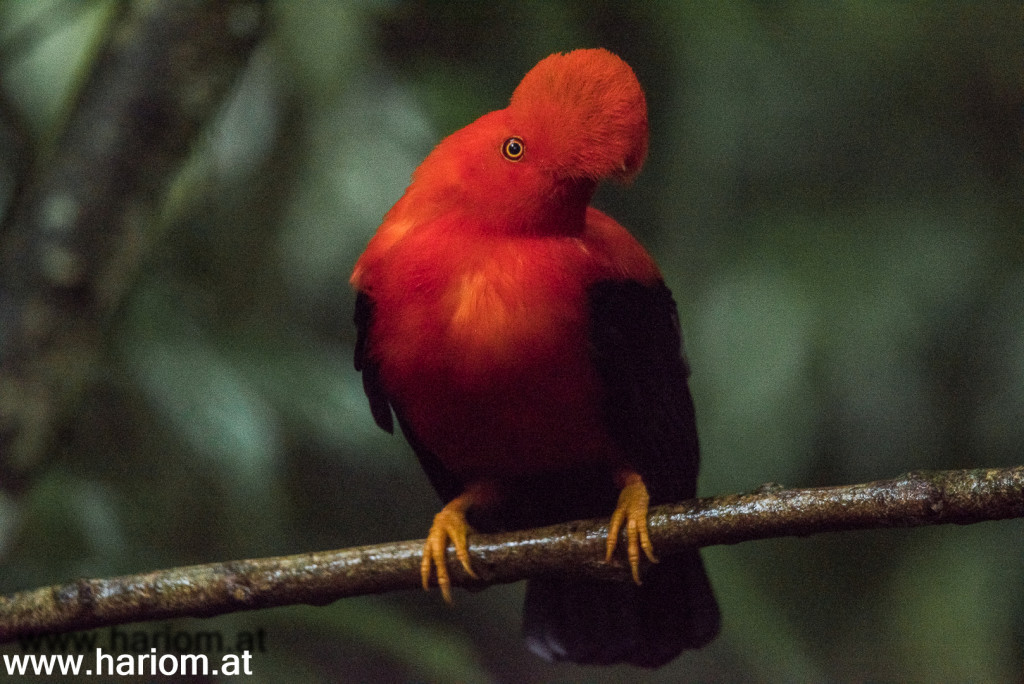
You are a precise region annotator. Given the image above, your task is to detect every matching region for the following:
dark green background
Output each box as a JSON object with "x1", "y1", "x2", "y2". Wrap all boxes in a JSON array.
[{"x1": 2, "y1": 1, "x2": 1022, "y2": 681}]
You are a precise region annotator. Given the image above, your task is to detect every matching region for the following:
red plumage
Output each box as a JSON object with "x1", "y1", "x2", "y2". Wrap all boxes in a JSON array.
[{"x1": 352, "y1": 48, "x2": 719, "y2": 668}]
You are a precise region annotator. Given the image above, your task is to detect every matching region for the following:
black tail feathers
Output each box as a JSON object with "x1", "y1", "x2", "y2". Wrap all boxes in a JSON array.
[{"x1": 522, "y1": 549, "x2": 719, "y2": 668}]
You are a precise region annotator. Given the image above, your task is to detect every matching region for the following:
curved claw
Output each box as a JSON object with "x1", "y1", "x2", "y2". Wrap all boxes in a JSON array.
[
  {"x1": 605, "y1": 472, "x2": 658, "y2": 584},
  {"x1": 421, "y1": 505, "x2": 477, "y2": 603},
  {"x1": 420, "y1": 483, "x2": 499, "y2": 602}
]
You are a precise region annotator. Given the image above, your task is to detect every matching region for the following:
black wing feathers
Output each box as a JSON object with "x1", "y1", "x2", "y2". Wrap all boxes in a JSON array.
[
  {"x1": 356, "y1": 280, "x2": 719, "y2": 666},
  {"x1": 522, "y1": 278, "x2": 719, "y2": 667},
  {"x1": 587, "y1": 279, "x2": 700, "y2": 502}
]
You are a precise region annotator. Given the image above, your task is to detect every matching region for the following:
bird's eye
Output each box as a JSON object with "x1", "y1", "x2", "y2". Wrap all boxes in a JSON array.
[{"x1": 501, "y1": 136, "x2": 525, "y2": 161}]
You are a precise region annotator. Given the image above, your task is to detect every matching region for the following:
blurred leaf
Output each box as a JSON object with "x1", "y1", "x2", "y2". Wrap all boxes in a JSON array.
[
  {"x1": 1, "y1": 0, "x2": 114, "y2": 137},
  {"x1": 694, "y1": 265, "x2": 817, "y2": 490},
  {"x1": 284, "y1": 601, "x2": 489, "y2": 682},
  {"x1": 121, "y1": 283, "x2": 281, "y2": 493},
  {"x1": 278, "y1": 74, "x2": 434, "y2": 304},
  {"x1": 886, "y1": 526, "x2": 1024, "y2": 682}
]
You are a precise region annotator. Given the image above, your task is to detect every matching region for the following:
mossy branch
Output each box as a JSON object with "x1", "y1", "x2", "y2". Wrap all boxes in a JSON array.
[{"x1": 1, "y1": 465, "x2": 1022, "y2": 644}]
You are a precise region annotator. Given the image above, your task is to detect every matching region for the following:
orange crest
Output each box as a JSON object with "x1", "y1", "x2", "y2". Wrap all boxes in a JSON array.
[{"x1": 508, "y1": 48, "x2": 648, "y2": 182}]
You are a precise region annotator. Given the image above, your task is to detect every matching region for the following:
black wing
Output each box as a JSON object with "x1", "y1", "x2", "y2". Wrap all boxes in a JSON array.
[
  {"x1": 353, "y1": 290, "x2": 463, "y2": 502},
  {"x1": 521, "y1": 279, "x2": 717, "y2": 667},
  {"x1": 586, "y1": 279, "x2": 700, "y2": 503}
]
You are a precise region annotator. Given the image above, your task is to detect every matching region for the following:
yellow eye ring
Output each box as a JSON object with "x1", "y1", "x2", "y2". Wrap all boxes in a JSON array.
[{"x1": 501, "y1": 136, "x2": 525, "y2": 161}]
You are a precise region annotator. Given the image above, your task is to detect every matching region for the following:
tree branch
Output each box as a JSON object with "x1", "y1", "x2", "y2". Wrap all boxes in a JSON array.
[{"x1": 1, "y1": 465, "x2": 1021, "y2": 643}]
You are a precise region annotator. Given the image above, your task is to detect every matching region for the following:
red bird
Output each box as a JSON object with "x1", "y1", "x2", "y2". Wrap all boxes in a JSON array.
[{"x1": 351, "y1": 48, "x2": 719, "y2": 667}]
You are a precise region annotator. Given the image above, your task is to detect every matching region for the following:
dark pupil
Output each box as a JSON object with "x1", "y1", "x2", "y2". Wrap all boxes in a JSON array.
[{"x1": 506, "y1": 140, "x2": 521, "y2": 156}]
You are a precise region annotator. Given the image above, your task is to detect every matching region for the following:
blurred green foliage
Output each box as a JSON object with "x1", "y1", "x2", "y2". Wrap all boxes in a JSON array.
[{"x1": 1, "y1": 1, "x2": 1022, "y2": 681}]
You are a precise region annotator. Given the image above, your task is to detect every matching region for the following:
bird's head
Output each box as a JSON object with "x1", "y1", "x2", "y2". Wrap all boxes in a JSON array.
[
  {"x1": 507, "y1": 48, "x2": 648, "y2": 183},
  {"x1": 408, "y1": 49, "x2": 648, "y2": 235}
]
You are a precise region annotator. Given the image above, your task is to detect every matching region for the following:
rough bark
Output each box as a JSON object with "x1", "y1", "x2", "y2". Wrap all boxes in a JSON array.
[{"x1": 1, "y1": 465, "x2": 1021, "y2": 643}]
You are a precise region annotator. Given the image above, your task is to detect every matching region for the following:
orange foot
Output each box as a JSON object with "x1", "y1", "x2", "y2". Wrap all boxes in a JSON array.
[
  {"x1": 421, "y1": 482, "x2": 495, "y2": 602},
  {"x1": 605, "y1": 471, "x2": 658, "y2": 584}
]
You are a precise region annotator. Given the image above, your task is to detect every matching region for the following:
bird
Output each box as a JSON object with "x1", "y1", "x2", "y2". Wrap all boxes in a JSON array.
[{"x1": 350, "y1": 48, "x2": 719, "y2": 668}]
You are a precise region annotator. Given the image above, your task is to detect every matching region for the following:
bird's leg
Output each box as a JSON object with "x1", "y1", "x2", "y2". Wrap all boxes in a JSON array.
[
  {"x1": 422, "y1": 481, "x2": 497, "y2": 602},
  {"x1": 606, "y1": 469, "x2": 658, "y2": 584}
]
